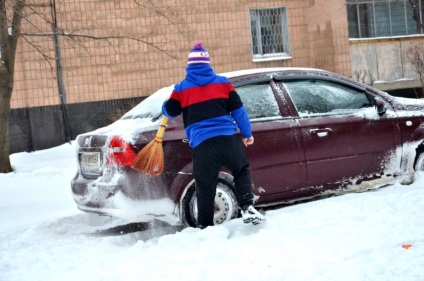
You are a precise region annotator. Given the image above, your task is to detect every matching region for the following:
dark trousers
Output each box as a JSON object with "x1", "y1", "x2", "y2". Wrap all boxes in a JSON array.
[{"x1": 192, "y1": 134, "x2": 254, "y2": 227}]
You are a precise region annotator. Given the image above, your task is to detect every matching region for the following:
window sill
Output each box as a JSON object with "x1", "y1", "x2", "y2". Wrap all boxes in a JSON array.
[{"x1": 252, "y1": 55, "x2": 292, "y2": 63}]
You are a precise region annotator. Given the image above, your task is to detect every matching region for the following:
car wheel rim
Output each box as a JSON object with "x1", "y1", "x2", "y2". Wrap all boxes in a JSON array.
[
  {"x1": 188, "y1": 183, "x2": 237, "y2": 226},
  {"x1": 213, "y1": 190, "x2": 232, "y2": 224}
]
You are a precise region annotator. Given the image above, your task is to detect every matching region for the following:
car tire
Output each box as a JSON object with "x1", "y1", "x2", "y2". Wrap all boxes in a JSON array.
[
  {"x1": 414, "y1": 144, "x2": 424, "y2": 171},
  {"x1": 181, "y1": 179, "x2": 239, "y2": 227}
]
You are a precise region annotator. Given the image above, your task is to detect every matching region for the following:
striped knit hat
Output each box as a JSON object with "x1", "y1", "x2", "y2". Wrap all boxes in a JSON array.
[{"x1": 187, "y1": 42, "x2": 210, "y2": 65}]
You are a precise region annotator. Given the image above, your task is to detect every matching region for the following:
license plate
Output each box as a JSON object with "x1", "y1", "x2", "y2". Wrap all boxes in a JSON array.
[{"x1": 81, "y1": 152, "x2": 101, "y2": 175}]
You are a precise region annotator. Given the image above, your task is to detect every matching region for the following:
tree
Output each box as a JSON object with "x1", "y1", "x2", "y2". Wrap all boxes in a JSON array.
[
  {"x1": 407, "y1": 0, "x2": 424, "y2": 31},
  {"x1": 405, "y1": 0, "x2": 424, "y2": 98},
  {"x1": 0, "y1": 0, "x2": 25, "y2": 173},
  {"x1": 0, "y1": 0, "x2": 189, "y2": 173},
  {"x1": 405, "y1": 41, "x2": 424, "y2": 98}
]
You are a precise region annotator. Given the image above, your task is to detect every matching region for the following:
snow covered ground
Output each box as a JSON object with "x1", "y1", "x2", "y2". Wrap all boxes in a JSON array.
[{"x1": 0, "y1": 142, "x2": 423, "y2": 281}]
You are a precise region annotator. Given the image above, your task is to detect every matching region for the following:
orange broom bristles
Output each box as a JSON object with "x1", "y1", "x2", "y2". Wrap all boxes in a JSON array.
[{"x1": 132, "y1": 117, "x2": 168, "y2": 176}]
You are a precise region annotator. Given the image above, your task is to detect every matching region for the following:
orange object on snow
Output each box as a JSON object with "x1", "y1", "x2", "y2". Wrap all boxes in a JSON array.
[{"x1": 402, "y1": 244, "x2": 412, "y2": 249}]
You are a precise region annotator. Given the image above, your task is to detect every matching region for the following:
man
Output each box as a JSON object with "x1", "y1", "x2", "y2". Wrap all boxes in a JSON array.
[{"x1": 162, "y1": 42, "x2": 265, "y2": 228}]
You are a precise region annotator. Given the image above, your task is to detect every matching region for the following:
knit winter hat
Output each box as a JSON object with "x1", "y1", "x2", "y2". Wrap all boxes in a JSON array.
[{"x1": 187, "y1": 42, "x2": 210, "y2": 65}]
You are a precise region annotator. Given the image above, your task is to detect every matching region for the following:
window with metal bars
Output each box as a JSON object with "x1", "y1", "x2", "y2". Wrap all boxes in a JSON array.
[
  {"x1": 347, "y1": 0, "x2": 424, "y2": 38},
  {"x1": 249, "y1": 7, "x2": 291, "y2": 61}
]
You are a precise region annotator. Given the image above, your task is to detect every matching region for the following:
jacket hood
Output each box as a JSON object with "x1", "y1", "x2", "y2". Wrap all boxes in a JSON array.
[{"x1": 185, "y1": 64, "x2": 217, "y2": 86}]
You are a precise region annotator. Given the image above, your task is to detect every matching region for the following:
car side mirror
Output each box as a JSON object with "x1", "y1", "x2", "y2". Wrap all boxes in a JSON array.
[{"x1": 374, "y1": 98, "x2": 386, "y2": 116}]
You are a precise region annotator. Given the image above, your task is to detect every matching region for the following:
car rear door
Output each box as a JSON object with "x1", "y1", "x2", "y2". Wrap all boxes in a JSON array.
[
  {"x1": 279, "y1": 77, "x2": 401, "y2": 188},
  {"x1": 233, "y1": 79, "x2": 306, "y2": 201}
]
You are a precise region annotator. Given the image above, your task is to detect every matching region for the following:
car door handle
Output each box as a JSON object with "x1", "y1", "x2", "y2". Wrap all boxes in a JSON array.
[{"x1": 310, "y1": 128, "x2": 332, "y2": 137}]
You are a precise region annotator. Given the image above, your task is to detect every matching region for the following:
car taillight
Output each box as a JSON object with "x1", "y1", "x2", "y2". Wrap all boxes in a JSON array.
[{"x1": 107, "y1": 136, "x2": 136, "y2": 166}]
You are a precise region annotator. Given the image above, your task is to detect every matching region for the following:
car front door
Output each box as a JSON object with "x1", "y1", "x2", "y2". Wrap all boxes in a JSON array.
[{"x1": 280, "y1": 78, "x2": 401, "y2": 188}]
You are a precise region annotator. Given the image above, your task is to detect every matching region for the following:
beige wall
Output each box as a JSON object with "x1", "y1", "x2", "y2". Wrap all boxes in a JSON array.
[
  {"x1": 304, "y1": 0, "x2": 351, "y2": 75},
  {"x1": 350, "y1": 37, "x2": 424, "y2": 91},
  {"x1": 11, "y1": 0, "x2": 352, "y2": 109}
]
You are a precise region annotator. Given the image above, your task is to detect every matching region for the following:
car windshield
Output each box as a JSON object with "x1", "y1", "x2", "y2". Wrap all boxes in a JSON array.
[{"x1": 120, "y1": 85, "x2": 174, "y2": 120}]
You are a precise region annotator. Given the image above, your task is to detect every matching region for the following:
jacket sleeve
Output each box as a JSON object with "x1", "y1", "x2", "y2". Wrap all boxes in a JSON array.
[
  {"x1": 228, "y1": 90, "x2": 252, "y2": 138},
  {"x1": 162, "y1": 90, "x2": 182, "y2": 118}
]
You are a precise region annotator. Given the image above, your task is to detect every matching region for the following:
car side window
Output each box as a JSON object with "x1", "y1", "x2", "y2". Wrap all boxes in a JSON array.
[
  {"x1": 283, "y1": 80, "x2": 372, "y2": 116},
  {"x1": 236, "y1": 83, "x2": 282, "y2": 119}
]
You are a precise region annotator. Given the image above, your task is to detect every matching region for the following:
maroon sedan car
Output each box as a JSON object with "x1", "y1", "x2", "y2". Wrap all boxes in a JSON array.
[{"x1": 71, "y1": 67, "x2": 424, "y2": 227}]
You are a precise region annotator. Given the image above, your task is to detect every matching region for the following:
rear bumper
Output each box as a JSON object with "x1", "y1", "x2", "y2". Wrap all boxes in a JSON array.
[
  {"x1": 71, "y1": 172, "x2": 120, "y2": 209},
  {"x1": 71, "y1": 172, "x2": 180, "y2": 225}
]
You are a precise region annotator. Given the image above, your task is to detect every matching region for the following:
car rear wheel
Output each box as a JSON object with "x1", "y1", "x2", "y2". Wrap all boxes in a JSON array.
[{"x1": 181, "y1": 180, "x2": 238, "y2": 227}]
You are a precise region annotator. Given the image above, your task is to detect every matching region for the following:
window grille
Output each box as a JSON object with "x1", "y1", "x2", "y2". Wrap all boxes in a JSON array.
[
  {"x1": 347, "y1": 0, "x2": 424, "y2": 38},
  {"x1": 249, "y1": 7, "x2": 290, "y2": 60}
]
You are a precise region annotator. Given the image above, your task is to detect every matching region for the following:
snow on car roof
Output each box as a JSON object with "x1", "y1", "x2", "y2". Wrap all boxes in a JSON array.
[
  {"x1": 79, "y1": 68, "x2": 332, "y2": 143},
  {"x1": 220, "y1": 67, "x2": 324, "y2": 78},
  {"x1": 122, "y1": 68, "x2": 320, "y2": 121}
]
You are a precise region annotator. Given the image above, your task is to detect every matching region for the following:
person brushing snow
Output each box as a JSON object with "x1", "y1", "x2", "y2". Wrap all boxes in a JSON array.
[{"x1": 162, "y1": 42, "x2": 265, "y2": 228}]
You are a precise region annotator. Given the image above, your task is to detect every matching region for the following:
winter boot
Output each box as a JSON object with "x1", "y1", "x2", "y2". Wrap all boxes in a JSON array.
[{"x1": 241, "y1": 205, "x2": 266, "y2": 225}]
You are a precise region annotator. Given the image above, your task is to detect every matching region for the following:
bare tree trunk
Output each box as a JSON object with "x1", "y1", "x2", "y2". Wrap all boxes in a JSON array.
[
  {"x1": 0, "y1": 0, "x2": 25, "y2": 173},
  {"x1": 0, "y1": 72, "x2": 13, "y2": 173}
]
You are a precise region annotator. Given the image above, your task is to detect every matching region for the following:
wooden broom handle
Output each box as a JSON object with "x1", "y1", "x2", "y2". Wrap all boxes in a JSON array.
[{"x1": 155, "y1": 116, "x2": 169, "y2": 138}]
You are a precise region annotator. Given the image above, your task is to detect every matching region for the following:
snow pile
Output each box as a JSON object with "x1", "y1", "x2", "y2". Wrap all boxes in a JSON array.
[{"x1": 0, "y1": 143, "x2": 423, "y2": 281}]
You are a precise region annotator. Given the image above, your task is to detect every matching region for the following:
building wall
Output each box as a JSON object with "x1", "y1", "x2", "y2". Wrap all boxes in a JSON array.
[
  {"x1": 350, "y1": 37, "x2": 424, "y2": 91},
  {"x1": 11, "y1": 0, "x2": 352, "y2": 109},
  {"x1": 304, "y1": 0, "x2": 351, "y2": 75}
]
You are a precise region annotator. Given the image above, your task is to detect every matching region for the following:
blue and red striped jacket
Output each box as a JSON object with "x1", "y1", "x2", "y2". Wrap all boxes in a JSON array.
[{"x1": 162, "y1": 64, "x2": 252, "y2": 148}]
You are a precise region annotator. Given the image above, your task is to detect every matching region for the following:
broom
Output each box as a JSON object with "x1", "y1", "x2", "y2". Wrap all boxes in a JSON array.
[{"x1": 132, "y1": 116, "x2": 169, "y2": 176}]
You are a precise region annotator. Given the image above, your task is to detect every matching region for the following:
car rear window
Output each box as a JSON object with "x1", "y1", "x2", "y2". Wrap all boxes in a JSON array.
[{"x1": 120, "y1": 85, "x2": 174, "y2": 120}]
